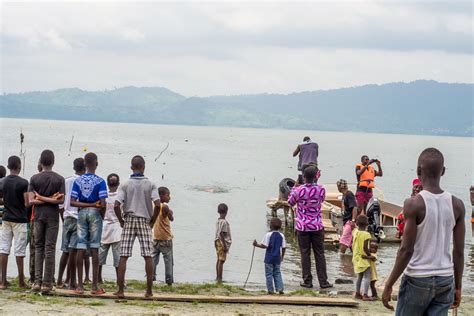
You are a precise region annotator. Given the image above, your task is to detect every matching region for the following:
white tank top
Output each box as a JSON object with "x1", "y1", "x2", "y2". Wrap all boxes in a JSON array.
[{"x1": 405, "y1": 190, "x2": 455, "y2": 277}]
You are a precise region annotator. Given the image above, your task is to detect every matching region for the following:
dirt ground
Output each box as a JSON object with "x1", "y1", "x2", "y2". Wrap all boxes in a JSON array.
[{"x1": 0, "y1": 290, "x2": 472, "y2": 315}]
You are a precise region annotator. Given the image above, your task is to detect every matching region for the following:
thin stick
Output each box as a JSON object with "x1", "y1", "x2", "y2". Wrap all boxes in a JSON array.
[
  {"x1": 68, "y1": 135, "x2": 74, "y2": 156},
  {"x1": 154, "y1": 142, "x2": 170, "y2": 162},
  {"x1": 243, "y1": 246, "x2": 256, "y2": 288}
]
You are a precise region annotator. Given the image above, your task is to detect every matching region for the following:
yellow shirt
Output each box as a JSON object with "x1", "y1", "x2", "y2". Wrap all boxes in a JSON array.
[
  {"x1": 153, "y1": 203, "x2": 173, "y2": 241},
  {"x1": 370, "y1": 253, "x2": 378, "y2": 281},
  {"x1": 352, "y1": 229, "x2": 371, "y2": 273}
]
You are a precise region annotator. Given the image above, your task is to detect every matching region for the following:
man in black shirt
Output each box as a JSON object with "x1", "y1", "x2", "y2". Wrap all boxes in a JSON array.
[
  {"x1": 0, "y1": 156, "x2": 29, "y2": 289},
  {"x1": 28, "y1": 150, "x2": 65, "y2": 293},
  {"x1": 337, "y1": 179, "x2": 358, "y2": 254}
]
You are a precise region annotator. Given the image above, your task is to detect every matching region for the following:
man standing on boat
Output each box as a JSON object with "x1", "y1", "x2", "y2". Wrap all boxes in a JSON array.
[
  {"x1": 288, "y1": 166, "x2": 332, "y2": 289},
  {"x1": 355, "y1": 155, "x2": 383, "y2": 213},
  {"x1": 293, "y1": 136, "x2": 318, "y2": 184},
  {"x1": 382, "y1": 148, "x2": 465, "y2": 315}
]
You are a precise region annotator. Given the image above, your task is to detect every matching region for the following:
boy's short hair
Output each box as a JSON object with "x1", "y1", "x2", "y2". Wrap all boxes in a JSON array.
[
  {"x1": 131, "y1": 155, "x2": 145, "y2": 170},
  {"x1": 303, "y1": 136, "x2": 310, "y2": 142},
  {"x1": 40, "y1": 149, "x2": 55, "y2": 167},
  {"x1": 158, "y1": 186, "x2": 170, "y2": 196},
  {"x1": 218, "y1": 203, "x2": 228, "y2": 214},
  {"x1": 107, "y1": 173, "x2": 120, "y2": 186},
  {"x1": 7, "y1": 156, "x2": 21, "y2": 171},
  {"x1": 84, "y1": 152, "x2": 98, "y2": 167},
  {"x1": 0, "y1": 165, "x2": 6, "y2": 178},
  {"x1": 270, "y1": 218, "x2": 282, "y2": 231},
  {"x1": 303, "y1": 166, "x2": 316, "y2": 182},
  {"x1": 73, "y1": 158, "x2": 85, "y2": 173},
  {"x1": 356, "y1": 214, "x2": 368, "y2": 227}
]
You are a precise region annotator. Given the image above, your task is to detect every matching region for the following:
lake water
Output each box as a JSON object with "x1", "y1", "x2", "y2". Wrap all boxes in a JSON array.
[{"x1": 0, "y1": 118, "x2": 473, "y2": 293}]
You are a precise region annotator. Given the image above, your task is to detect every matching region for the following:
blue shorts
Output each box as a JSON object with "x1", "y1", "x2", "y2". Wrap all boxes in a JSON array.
[
  {"x1": 61, "y1": 217, "x2": 78, "y2": 252},
  {"x1": 77, "y1": 208, "x2": 103, "y2": 249}
]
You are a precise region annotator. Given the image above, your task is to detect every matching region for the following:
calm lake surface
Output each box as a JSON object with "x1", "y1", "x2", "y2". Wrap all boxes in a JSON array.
[{"x1": 1, "y1": 118, "x2": 473, "y2": 293}]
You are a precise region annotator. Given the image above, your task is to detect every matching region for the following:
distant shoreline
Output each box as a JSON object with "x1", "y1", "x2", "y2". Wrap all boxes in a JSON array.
[{"x1": 1, "y1": 116, "x2": 472, "y2": 139}]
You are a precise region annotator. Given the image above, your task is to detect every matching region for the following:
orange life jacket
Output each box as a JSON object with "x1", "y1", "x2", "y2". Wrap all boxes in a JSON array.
[{"x1": 356, "y1": 163, "x2": 375, "y2": 188}]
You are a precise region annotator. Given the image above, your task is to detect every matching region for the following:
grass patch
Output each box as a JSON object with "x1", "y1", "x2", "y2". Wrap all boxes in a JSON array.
[
  {"x1": 154, "y1": 283, "x2": 251, "y2": 296},
  {"x1": 288, "y1": 289, "x2": 319, "y2": 297},
  {"x1": 8, "y1": 292, "x2": 63, "y2": 305},
  {"x1": 88, "y1": 300, "x2": 106, "y2": 306},
  {"x1": 100, "y1": 279, "x2": 252, "y2": 296}
]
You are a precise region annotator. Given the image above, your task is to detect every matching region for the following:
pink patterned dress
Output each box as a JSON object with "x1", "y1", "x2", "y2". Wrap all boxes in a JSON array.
[{"x1": 288, "y1": 183, "x2": 325, "y2": 232}]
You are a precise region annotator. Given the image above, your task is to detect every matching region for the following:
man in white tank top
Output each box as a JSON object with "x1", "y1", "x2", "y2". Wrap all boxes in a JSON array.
[{"x1": 382, "y1": 148, "x2": 465, "y2": 315}]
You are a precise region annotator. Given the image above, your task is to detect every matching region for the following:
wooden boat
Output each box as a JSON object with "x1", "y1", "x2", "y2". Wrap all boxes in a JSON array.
[{"x1": 266, "y1": 182, "x2": 403, "y2": 244}]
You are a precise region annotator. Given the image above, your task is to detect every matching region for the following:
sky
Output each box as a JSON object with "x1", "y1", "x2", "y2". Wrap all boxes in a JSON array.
[{"x1": 1, "y1": 0, "x2": 472, "y2": 96}]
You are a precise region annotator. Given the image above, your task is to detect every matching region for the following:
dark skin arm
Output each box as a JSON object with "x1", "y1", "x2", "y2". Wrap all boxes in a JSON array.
[
  {"x1": 34, "y1": 192, "x2": 65, "y2": 205},
  {"x1": 382, "y1": 197, "x2": 420, "y2": 310},
  {"x1": 361, "y1": 239, "x2": 376, "y2": 261},
  {"x1": 23, "y1": 192, "x2": 30, "y2": 208},
  {"x1": 220, "y1": 232, "x2": 228, "y2": 252},
  {"x1": 252, "y1": 240, "x2": 267, "y2": 249},
  {"x1": 28, "y1": 192, "x2": 46, "y2": 206},
  {"x1": 97, "y1": 198, "x2": 106, "y2": 218},
  {"x1": 70, "y1": 198, "x2": 100, "y2": 209},
  {"x1": 374, "y1": 161, "x2": 383, "y2": 177},
  {"x1": 292, "y1": 145, "x2": 300, "y2": 157},
  {"x1": 162, "y1": 204, "x2": 174, "y2": 221},
  {"x1": 149, "y1": 200, "x2": 161, "y2": 228},
  {"x1": 114, "y1": 201, "x2": 124, "y2": 227},
  {"x1": 356, "y1": 165, "x2": 369, "y2": 176},
  {"x1": 452, "y1": 196, "x2": 465, "y2": 308},
  {"x1": 281, "y1": 248, "x2": 286, "y2": 262}
]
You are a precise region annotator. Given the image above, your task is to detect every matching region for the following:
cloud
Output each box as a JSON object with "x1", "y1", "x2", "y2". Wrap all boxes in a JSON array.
[{"x1": 0, "y1": 1, "x2": 472, "y2": 95}]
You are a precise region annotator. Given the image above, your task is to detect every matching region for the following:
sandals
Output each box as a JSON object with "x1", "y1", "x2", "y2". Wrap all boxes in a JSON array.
[{"x1": 91, "y1": 288, "x2": 106, "y2": 295}]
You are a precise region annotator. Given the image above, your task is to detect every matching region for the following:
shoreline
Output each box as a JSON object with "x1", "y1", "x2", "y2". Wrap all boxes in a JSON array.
[
  {"x1": 1, "y1": 279, "x2": 472, "y2": 315},
  {"x1": 0, "y1": 281, "x2": 474, "y2": 316}
]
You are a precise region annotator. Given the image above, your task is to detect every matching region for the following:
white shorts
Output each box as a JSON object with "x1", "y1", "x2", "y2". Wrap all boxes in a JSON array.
[{"x1": 0, "y1": 221, "x2": 28, "y2": 257}]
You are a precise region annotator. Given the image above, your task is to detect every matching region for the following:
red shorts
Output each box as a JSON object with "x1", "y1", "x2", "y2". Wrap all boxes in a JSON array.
[{"x1": 356, "y1": 190, "x2": 373, "y2": 205}]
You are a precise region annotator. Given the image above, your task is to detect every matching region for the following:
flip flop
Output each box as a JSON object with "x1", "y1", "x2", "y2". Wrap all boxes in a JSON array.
[{"x1": 91, "y1": 288, "x2": 106, "y2": 295}]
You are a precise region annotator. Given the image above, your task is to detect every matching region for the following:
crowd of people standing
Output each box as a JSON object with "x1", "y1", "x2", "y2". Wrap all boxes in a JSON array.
[
  {"x1": 0, "y1": 150, "x2": 176, "y2": 298},
  {"x1": 0, "y1": 138, "x2": 469, "y2": 315}
]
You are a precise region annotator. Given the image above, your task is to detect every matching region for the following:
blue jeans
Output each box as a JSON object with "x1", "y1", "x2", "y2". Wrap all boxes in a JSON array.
[
  {"x1": 61, "y1": 217, "x2": 78, "y2": 252},
  {"x1": 77, "y1": 208, "x2": 103, "y2": 249},
  {"x1": 152, "y1": 240, "x2": 173, "y2": 285},
  {"x1": 265, "y1": 263, "x2": 284, "y2": 293},
  {"x1": 396, "y1": 275, "x2": 454, "y2": 316}
]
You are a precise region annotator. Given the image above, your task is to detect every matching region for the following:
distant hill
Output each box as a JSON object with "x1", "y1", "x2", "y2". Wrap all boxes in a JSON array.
[{"x1": 1, "y1": 81, "x2": 472, "y2": 136}]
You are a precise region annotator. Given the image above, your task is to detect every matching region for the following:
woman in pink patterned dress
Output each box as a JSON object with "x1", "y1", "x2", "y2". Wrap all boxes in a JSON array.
[{"x1": 288, "y1": 166, "x2": 332, "y2": 289}]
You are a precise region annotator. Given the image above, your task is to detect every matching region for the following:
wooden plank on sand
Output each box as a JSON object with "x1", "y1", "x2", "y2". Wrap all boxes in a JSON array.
[{"x1": 53, "y1": 289, "x2": 358, "y2": 307}]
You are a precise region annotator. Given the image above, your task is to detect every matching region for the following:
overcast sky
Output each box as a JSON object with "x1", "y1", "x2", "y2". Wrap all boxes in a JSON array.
[{"x1": 1, "y1": 0, "x2": 472, "y2": 96}]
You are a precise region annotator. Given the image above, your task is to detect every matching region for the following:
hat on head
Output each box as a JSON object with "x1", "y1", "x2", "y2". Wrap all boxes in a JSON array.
[{"x1": 412, "y1": 178, "x2": 421, "y2": 186}]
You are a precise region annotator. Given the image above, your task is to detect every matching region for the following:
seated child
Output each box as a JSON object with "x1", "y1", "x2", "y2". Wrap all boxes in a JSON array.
[
  {"x1": 352, "y1": 214, "x2": 375, "y2": 301},
  {"x1": 253, "y1": 218, "x2": 286, "y2": 294}
]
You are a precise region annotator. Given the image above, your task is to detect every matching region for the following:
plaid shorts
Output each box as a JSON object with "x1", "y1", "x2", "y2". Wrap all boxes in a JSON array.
[{"x1": 120, "y1": 216, "x2": 153, "y2": 258}]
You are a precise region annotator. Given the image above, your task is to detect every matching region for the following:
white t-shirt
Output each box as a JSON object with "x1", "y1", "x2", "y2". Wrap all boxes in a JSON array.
[
  {"x1": 261, "y1": 231, "x2": 286, "y2": 248},
  {"x1": 61, "y1": 175, "x2": 79, "y2": 219},
  {"x1": 101, "y1": 191, "x2": 122, "y2": 244}
]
